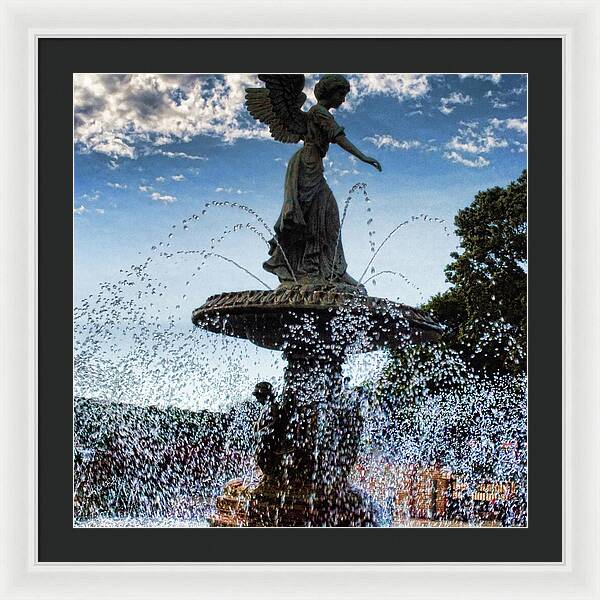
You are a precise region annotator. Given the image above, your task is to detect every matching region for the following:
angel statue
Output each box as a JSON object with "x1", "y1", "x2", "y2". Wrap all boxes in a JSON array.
[{"x1": 245, "y1": 74, "x2": 382, "y2": 292}]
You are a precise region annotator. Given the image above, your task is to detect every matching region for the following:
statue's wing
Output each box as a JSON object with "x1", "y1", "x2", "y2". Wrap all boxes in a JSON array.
[{"x1": 245, "y1": 74, "x2": 308, "y2": 143}]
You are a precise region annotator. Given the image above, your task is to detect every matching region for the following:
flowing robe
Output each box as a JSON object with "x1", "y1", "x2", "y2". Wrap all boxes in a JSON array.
[{"x1": 263, "y1": 104, "x2": 351, "y2": 285}]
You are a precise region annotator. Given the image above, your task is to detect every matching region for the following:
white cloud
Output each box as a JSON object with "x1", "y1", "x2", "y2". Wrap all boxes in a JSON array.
[
  {"x1": 324, "y1": 159, "x2": 356, "y2": 177},
  {"x1": 490, "y1": 116, "x2": 528, "y2": 134},
  {"x1": 364, "y1": 134, "x2": 421, "y2": 150},
  {"x1": 215, "y1": 187, "x2": 244, "y2": 194},
  {"x1": 93, "y1": 140, "x2": 136, "y2": 159},
  {"x1": 444, "y1": 120, "x2": 509, "y2": 167},
  {"x1": 513, "y1": 140, "x2": 528, "y2": 153},
  {"x1": 442, "y1": 115, "x2": 526, "y2": 167},
  {"x1": 458, "y1": 73, "x2": 503, "y2": 84},
  {"x1": 446, "y1": 126, "x2": 508, "y2": 154},
  {"x1": 342, "y1": 73, "x2": 430, "y2": 111},
  {"x1": 79, "y1": 191, "x2": 100, "y2": 202},
  {"x1": 323, "y1": 155, "x2": 360, "y2": 177},
  {"x1": 484, "y1": 90, "x2": 512, "y2": 109},
  {"x1": 439, "y1": 92, "x2": 472, "y2": 115},
  {"x1": 155, "y1": 150, "x2": 208, "y2": 161},
  {"x1": 343, "y1": 155, "x2": 360, "y2": 174},
  {"x1": 443, "y1": 151, "x2": 490, "y2": 168},
  {"x1": 137, "y1": 181, "x2": 177, "y2": 203},
  {"x1": 171, "y1": 174, "x2": 185, "y2": 181},
  {"x1": 107, "y1": 160, "x2": 119, "y2": 170},
  {"x1": 95, "y1": 208, "x2": 105, "y2": 214},
  {"x1": 74, "y1": 73, "x2": 435, "y2": 157},
  {"x1": 73, "y1": 205, "x2": 87, "y2": 214},
  {"x1": 155, "y1": 176, "x2": 165, "y2": 182},
  {"x1": 491, "y1": 98, "x2": 510, "y2": 109},
  {"x1": 107, "y1": 182, "x2": 128, "y2": 189},
  {"x1": 150, "y1": 192, "x2": 177, "y2": 203},
  {"x1": 74, "y1": 73, "x2": 271, "y2": 158}
]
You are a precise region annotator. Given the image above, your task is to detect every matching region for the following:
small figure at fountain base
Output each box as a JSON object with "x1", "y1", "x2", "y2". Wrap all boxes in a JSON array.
[{"x1": 212, "y1": 356, "x2": 379, "y2": 527}]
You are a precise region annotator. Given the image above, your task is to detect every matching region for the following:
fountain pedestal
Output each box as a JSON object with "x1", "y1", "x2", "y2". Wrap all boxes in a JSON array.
[
  {"x1": 193, "y1": 284, "x2": 442, "y2": 527},
  {"x1": 248, "y1": 345, "x2": 375, "y2": 527}
]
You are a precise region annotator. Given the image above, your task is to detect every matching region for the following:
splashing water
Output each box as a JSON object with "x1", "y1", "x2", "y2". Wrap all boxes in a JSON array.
[
  {"x1": 202, "y1": 253, "x2": 272, "y2": 290},
  {"x1": 330, "y1": 183, "x2": 368, "y2": 283},
  {"x1": 206, "y1": 200, "x2": 298, "y2": 283},
  {"x1": 74, "y1": 190, "x2": 527, "y2": 528},
  {"x1": 359, "y1": 213, "x2": 450, "y2": 285},
  {"x1": 363, "y1": 270, "x2": 425, "y2": 300}
]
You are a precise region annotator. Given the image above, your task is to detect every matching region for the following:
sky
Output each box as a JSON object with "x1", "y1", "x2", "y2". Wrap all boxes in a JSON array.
[{"x1": 73, "y1": 72, "x2": 526, "y2": 329}]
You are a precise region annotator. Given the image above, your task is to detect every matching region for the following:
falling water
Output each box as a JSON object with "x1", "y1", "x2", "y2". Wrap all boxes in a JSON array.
[
  {"x1": 74, "y1": 186, "x2": 527, "y2": 528},
  {"x1": 359, "y1": 214, "x2": 450, "y2": 284}
]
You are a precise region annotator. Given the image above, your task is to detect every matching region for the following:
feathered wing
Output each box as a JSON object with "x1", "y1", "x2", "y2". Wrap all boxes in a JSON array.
[{"x1": 245, "y1": 74, "x2": 308, "y2": 143}]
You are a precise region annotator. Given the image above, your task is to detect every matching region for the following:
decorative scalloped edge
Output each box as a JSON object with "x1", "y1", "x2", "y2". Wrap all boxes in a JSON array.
[{"x1": 193, "y1": 287, "x2": 442, "y2": 332}]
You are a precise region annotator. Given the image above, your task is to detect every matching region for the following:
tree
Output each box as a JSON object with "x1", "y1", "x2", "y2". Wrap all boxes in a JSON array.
[
  {"x1": 368, "y1": 172, "x2": 528, "y2": 475},
  {"x1": 424, "y1": 170, "x2": 527, "y2": 375}
]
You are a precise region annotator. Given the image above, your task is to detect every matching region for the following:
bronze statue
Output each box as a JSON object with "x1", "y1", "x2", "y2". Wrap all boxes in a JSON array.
[
  {"x1": 245, "y1": 74, "x2": 382, "y2": 290},
  {"x1": 197, "y1": 74, "x2": 442, "y2": 527}
]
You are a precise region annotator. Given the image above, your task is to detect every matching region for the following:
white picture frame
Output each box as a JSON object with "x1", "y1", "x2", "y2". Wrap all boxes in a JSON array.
[{"x1": 1, "y1": 0, "x2": 599, "y2": 598}]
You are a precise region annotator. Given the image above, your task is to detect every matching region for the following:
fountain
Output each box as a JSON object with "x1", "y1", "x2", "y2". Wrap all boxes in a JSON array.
[
  {"x1": 191, "y1": 74, "x2": 443, "y2": 527},
  {"x1": 73, "y1": 75, "x2": 527, "y2": 529},
  {"x1": 193, "y1": 285, "x2": 441, "y2": 526}
]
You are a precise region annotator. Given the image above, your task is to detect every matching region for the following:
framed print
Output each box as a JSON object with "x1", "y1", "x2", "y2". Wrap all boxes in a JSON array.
[
  {"x1": 1, "y1": 1, "x2": 599, "y2": 599},
  {"x1": 51, "y1": 39, "x2": 553, "y2": 561}
]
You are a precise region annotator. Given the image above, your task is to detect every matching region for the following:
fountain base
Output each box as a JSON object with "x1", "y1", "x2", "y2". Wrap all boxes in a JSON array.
[
  {"x1": 194, "y1": 283, "x2": 442, "y2": 528},
  {"x1": 210, "y1": 478, "x2": 377, "y2": 527}
]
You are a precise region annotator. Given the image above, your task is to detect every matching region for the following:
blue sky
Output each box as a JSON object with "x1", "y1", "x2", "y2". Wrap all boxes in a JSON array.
[
  {"x1": 74, "y1": 73, "x2": 526, "y2": 310},
  {"x1": 74, "y1": 73, "x2": 526, "y2": 407}
]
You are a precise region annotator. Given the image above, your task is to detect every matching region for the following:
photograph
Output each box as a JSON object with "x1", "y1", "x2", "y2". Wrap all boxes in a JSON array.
[{"x1": 73, "y1": 72, "x2": 528, "y2": 528}]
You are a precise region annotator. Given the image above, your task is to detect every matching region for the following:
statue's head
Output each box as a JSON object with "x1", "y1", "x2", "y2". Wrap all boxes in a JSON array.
[
  {"x1": 252, "y1": 381, "x2": 274, "y2": 404},
  {"x1": 314, "y1": 74, "x2": 351, "y2": 109}
]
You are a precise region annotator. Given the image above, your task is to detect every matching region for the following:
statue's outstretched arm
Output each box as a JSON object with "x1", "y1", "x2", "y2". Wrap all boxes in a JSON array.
[{"x1": 336, "y1": 135, "x2": 382, "y2": 172}]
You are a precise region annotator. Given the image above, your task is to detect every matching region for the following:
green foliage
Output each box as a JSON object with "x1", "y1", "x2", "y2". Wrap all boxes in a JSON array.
[
  {"x1": 373, "y1": 343, "x2": 527, "y2": 476},
  {"x1": 424, "y1": 170, "x2": 527, "y2": 375},
  {"x1": 371, "y1": 172, "x2": 528, "y2": 465}
]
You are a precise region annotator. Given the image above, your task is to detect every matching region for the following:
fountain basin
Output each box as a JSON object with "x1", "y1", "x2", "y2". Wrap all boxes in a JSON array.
[{"x1": 192, "y1": 284, "x2": 442, "y2": 352}]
